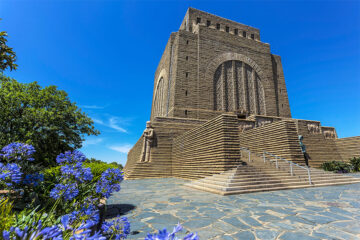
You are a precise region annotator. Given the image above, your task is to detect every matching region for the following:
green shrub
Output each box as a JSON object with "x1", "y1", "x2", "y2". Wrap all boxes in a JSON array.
[
  {"x1": 0, "y1": 198, "x2": 15, "y2": 233},
  {"x1": 350, "y1": 157, "x2": 360, "y2": 172},
  {"x1": 321, "y1": 161, "x2": 352, "y2": 173},
  {"x1": 42, "y1": 161, "x2": 121, "y2": 182},
  {"x1": 42, "y1": 166, "x2": 61, "y2": 182},
  {"x1": 84, "y1": 162, "x2": 121, "y2": 179}
]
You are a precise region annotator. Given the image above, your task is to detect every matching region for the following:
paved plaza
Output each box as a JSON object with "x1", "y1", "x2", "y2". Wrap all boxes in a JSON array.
[{"x1": 107, "y1": 176, "x2": 360, "y2": 240}]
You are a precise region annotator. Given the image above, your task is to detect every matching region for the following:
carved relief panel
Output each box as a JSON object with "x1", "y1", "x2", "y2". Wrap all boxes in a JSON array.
[
  {"x1": 322, "y1": 127, "x2": 337, "y2": 139},
  {"x1": 307, "y1": 122, "x2": 320, "y2": 134}
]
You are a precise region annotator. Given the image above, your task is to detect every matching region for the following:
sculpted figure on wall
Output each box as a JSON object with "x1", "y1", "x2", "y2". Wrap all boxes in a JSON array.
[
  {"x1": 140, "y1": 121, "x2": 154, "y2": 163},
  {"x1": 307, "y1": 123, "x2": 320, "y2": 134}
]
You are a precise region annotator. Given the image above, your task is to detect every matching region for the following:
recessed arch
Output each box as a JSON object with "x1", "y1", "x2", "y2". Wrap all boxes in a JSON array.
[
  {"x1": 205, "y1": 53, "x2": 267, "y2": 115},
  {"x1": 152, "y1": 69, "x2": 168, "y2": 118}
]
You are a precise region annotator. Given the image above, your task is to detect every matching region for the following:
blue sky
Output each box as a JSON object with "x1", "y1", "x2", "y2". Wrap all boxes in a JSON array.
[{"x1": 1, "y1": 0, "x2": 359, "y2": 166}]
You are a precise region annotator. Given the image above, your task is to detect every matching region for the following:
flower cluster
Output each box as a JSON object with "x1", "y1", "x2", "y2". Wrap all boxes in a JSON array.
[
  {"x1": 60, "y1": 163, "x2": 93, "y2": 183},
  {"x1": 50, "y1": 150, "x2": 94, "y2": 202},
  {"x1": 3, "y1": 214, "x2": 105, "y2": 240},
  {"x1": 3, "y1": 204, "x2": 131, "y2": 240},
  {"x1": 145, "y1": 224, "x2": 199, "y2": 240},
  {"x1": 23, "y1": 173, "x2": 44, "y2": 186},
  {"x1": 50, "y1": 183, "x2": 79, "y2": 201},
  {"x1": 102, "y1": 217, "x2": 131, "y2": 240},
  {"x1": 56, "y1": 150, "x2": 86, "y2": 165},
  {"x1": 0, "y1": 142, "x2": 36, "y2": 162},
  {"x1": 0, "y1": 162, "x2": 22, "y2": 187},
  {"x1": 3, "y1": 222, "x2": 63, "y2": 240},
  {"x1": 96, "y1": 168, "x2": 123, "y2": 198}
]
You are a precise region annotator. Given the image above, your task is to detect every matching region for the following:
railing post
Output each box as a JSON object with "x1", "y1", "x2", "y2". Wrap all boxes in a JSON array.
[
  {"x1": 290, "y1": 163, "x2": 293, "y2": 176},
  {"x1": 275, "y1": 156, "x2": 278, "y2": 169},
  {"x1": 263, "y1": 152, "x2": 266, "y2": 163},
  {"x1": 307, "y1": 167, "x2": 312, "y2": 185},
  {"x1": 248, "y1": 151, "x2": 251, "y2": 162}
]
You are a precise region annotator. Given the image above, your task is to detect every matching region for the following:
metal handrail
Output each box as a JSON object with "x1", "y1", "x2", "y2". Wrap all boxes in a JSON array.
[
  {"x1": 239, "y1": 147, "x2": 312, "y2": 185},
  {"x1": 240, "y1": 147, "x2": 251, "y2": 163},
  {"x1": 263, "y1": 151, "x2": 312, "y2": 185}
]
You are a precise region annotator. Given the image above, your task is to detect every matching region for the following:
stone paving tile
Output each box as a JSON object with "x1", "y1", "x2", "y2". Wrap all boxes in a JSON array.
[{"x1": 107, "y1": 175, "x2": 360, "y2": 239}]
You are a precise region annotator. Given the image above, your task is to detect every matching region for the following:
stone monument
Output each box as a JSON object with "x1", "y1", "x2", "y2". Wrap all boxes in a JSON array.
[{"x1": 124, "y1": 8, "x2": 360, "y2": 180}]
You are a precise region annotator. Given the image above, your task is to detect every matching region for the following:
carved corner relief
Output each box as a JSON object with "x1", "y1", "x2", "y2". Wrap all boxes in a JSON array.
[
  {"x1": 239, "y1": 121, "x2": 255, "y2": 132},
  {"x1": 256, "y1": 117, "x2": 273, "y2": 127},
  {"x1": 307, "y1": 122, "x2": 320, "y2": 134},
  {"x1": 322, "y1": 128, "x2": 337, "y2": 139}
]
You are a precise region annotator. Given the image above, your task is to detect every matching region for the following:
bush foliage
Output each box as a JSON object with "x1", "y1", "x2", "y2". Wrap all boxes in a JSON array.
[
  {"x1": 350, "y1": 157, "x2": 360, "y2": 172},
  {"x1": 0, "y1": 75, "x2": 99, "y2": 167},
  {"x1": 0, "y1": 198, "x2": 14, "y2": 233},
  {"x1": 321, "y1": 158, "x2": 360, "y2": 173}
]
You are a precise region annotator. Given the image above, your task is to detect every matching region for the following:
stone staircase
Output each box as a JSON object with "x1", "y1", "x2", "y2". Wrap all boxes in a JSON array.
[{"x1": 184, "y1": 149, "x2": 360, "y2": 195}]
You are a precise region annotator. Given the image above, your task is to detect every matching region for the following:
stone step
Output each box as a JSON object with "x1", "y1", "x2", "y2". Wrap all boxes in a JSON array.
[
  {"x1": 199, "y1": 174, "x2": 356, "y2": 186},
  {"x1": 185, "y1": 179, "x2": 360, "y2": 195}
]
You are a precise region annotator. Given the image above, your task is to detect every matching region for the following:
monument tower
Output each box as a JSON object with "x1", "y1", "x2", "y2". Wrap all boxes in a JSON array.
[
  {"x1": 124, "y1": 8, "x2": 360, "y2": 186},
  {"x1": 150, "y1": 8, "x2": 290, "y2": 122}
]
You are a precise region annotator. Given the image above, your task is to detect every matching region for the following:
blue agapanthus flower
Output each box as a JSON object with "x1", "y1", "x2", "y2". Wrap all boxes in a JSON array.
[
  {"x1": 0, "y1": 163, "x2": 22, "y2": 187},
  {"x1": 0, "y1": 142, "x2": 36, "y2": 162},
  {"x1": 145, "y1": 224, "x2": 199, "y2": 240},
  {"x1": 0, "y1": 143, "x2": 35, "y2": 161},
  {"x1": 60, "y1": 164, "x2": 93, "y2": 183},
  {"x1": 96, "y1": 168, "x2": 123, "y2": 198},
  {"x1": 56, "y1": 150, "x2": 86, "y2": 165},
  {"x1": 23, "y1": 173, "x2": 44, "y2": 186},
  {"x1": 50, "y1": 183, "x2": 79, "y2": 201},
  {"x1": 101, "y1": 216, "x2": 130, "y2": 240},
  {"x1": 3, "y1": 214, "x2": 107, "y2": 240},
  {"x1": 2, "y1": 223, "x2": 63, "y2": 240}
]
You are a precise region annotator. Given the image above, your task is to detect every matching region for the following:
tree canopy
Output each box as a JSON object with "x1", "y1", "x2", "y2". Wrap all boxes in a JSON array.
[
  {"x1": 0, "y1": 21, "x2": 17, "y2": 72},
  {"x1": 0, "y1": 75, "x2": 99, "y2": 166}
]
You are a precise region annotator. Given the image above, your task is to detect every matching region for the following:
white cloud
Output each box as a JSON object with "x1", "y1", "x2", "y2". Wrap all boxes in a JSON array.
[
  {"x1": 83, "y1": 138, "x2": 104, "y2": 146},
  {"x1": 80, "y1": 105, "x2": 105, "y2": 109},
  {"x1": 109, "y1": 144, "x2": 133, "y2": 154},
  {"x1": 109, "y1": 117, "x2": 127, "y2": 133},
  {"x1": 91, "y1": 116, "x2": 128, "y2": 133},
  {"x1": 92, "y1": 118, "x2": 104, "y2": 125}
]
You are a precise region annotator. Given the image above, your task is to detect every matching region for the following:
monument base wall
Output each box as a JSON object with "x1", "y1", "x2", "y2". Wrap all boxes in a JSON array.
[
  {"x1": 124, "y1": 117, "x2": 205, "y2": 179},
  {"x1": 295, "y1": 120, "x2": 342, "y2": 167},
  {"x1": 334, "y1": 136, "x2": 360, "y2": 161},
  {"x1": 239, "y1": 120, "x2": 305, "y2": 165},
  {"x1": 172, "y1": 114, "x2": 241, "y2": 179},
  {"x1": 124, "y1": 136, "x2": 144, "y2": 178}
]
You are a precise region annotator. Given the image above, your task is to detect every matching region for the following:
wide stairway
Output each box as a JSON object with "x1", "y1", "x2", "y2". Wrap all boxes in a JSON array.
[{"x1": 184, "y1": 149, "x2": 360, "y2": 195}]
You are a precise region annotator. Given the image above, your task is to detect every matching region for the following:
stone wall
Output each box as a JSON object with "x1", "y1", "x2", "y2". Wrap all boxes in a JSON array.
[
  {"x1": 179, "y1": 8, "x2": 260, "y2": 41},
  {"x1": 172, "y1": 114, "x2": 241, "y2": 179},
  {"x1": 295, "y1": 120, "x2": 342, "y2": 167},
  {"x1": 150, "y1": 33, "x2": 177, "y2": 121},
  {"x1": 125, "y1": 117, "x2": 205, "y2": 179},
  {"x1": 239, "y1": 120, "x2": 305, "y2": 165},
  {"x1": 124, "y1": 136, "x2": 144, "y2": 178},
  {"x1": 334, "y1": 136, "x2": 360, "y2": 161}
]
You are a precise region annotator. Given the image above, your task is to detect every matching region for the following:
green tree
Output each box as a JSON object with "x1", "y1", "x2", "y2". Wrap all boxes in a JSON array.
[
  {"x1": 0, "y1": 75, "x2": 100, "y2": 167},
  {"x1": 0, "y1": 21, "x2": 18, "y2": 72}
]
